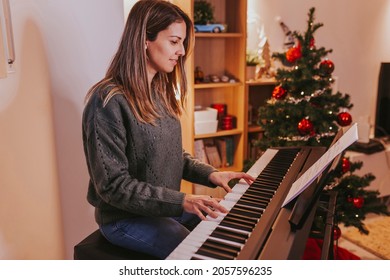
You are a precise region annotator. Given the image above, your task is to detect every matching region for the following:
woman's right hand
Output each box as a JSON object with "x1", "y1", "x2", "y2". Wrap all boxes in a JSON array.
[{"x1": 182, "y1": 194, "x2": 228, "y2": 220}]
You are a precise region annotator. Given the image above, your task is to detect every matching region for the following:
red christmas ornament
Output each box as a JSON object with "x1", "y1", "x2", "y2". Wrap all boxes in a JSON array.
[
  {"x1": 319, "y1": 59, "x2": 335, "y2": 75},
  {"x1": 341, "y1": 157, "x2": 351, "y2": 173},
  {"x1": 286, "y1": 45, "x2": 302, "y2": 63},
  {"x1": 298, "y1": 118, "x2": 314, "y2": 135},
  {"x1": 352, "y1": 196, "x2": 364, "y2": 209},
  {"x1": 333, "y1": 225, "x2": 342, "y2": 240},
  {"x1": 272, "y1": 85, "x2": 287, "y2": 100},
  {"x1": 337, "y1": 112, "x2": 352, "y2": 126}
]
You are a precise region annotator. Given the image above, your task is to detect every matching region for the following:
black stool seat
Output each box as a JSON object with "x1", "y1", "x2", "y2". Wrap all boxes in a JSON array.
[{"x1": 74, "y1": 230, "x2": 158, "y2": 260}]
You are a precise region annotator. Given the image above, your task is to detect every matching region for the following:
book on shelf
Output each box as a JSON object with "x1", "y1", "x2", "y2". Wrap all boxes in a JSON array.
[
  {"x1": 216, "y1": 138, "x2": 227, "y2": 167},
  {"x1": 216, "y1": 137, "x2": 234, "y2": 167},
  {"x1": 194, "y1": 139, "x2": 209, "y2": 164},
  {"x1": 203, "y1": 139, "x2": 222, "y2": 168}
]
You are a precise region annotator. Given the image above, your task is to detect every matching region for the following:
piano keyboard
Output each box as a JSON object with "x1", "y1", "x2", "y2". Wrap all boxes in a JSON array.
[{"x1": 167, "y1": 148, "x2": 301, "y2": 260}]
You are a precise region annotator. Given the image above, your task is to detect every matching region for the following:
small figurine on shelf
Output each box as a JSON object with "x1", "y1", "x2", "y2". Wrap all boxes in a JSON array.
[
  {"x1": 194, "y1": 66, "x2": 204, "y2": 83},
  {"x1": 210, "y1": 75, "x2": 220, "y2": 83},
  {"x1": 220, "y1": 75, "x2": 229, "y2": 82}
]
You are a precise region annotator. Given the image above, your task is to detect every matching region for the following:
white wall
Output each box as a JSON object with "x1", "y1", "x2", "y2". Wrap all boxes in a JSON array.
[
  {"x1": 0, "y1": 0, "x2": 124, "y2": 259},
  {"x1": 248, "y1": 0, "x2": 390, "y2": 133}
]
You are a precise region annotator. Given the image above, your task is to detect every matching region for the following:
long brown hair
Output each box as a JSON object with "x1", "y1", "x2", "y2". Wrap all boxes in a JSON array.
[{"x1": 86, "y1": 0, "x2": 194, "y2": 124}]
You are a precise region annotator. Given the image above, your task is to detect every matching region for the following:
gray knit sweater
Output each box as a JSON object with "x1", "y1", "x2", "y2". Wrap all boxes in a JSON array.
[{"x1": 82, "y1": 90, "x2": 217, "y2": 225}]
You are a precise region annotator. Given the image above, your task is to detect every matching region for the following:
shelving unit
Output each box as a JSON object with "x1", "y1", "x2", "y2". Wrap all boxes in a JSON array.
[
  {"x1": 173, "y1": 0, "x2": 247, "y2": 196},
  {"x1": 244, "y1": 79, "x2": 276, "y2": 162},
  {"x1": 173, "y1": 0, "x2": 276, "y2": 195}
]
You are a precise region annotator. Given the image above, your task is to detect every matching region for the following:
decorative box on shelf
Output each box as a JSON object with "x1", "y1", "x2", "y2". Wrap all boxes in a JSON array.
[{"x1": 194, "y1": 107, "x2": 218, "y2": 135}]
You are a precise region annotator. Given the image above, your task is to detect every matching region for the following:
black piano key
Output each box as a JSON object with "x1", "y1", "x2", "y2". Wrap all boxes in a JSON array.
[
  {"x1": 241, "y1": 191, "x2": 268, "y2": 201},
  {"x1": 196, "y1": 247, "x2": 235, "y2": 260},
  {"x1": 265, "y1": 160, "x2": 291, "y2": 167},
  {"x1": 253, "y1": 179, "x2": 280, "y2": 187},
  {"x1": 223, "y1": 214, "x2": 257, "y2": 228},
  {"x1": 254, "y1": 177, "x2": 281, "y2": 186},
  {"x1": 226, "y1": 211, "x2": 259, "y2": 222},
  {"x1": 245, "y1": 189, "x2": 274, "y2": 198},
  {"x1": 239, "y1": 193, "x2": 267, "y2": 202},
  {"x1": 250, "y1": 185, "x2": 278, "y2": 193},
  {"x1": 248, "y1": 185, "x2": 275, "y2": 193},
  {"x1": 252, "y1": 183, "x2": 279, "y2": 192},
  {"x1": 261, "y1": 164, "x2": 287, "y2": 170},
  {"x1": 241, "y1": 193, "x2": 270, "y2": 204},
  {"x1": 235, "y1": 202, "x2": 265, "y2": 213},
  {"x1": 220, "y1": 219, "x2": 253, "y2": 232},
  {"x1": 202, "y1": 239, "x2": 241, "y2": 255},
  {"x1": 211, "y1": 227, "x2": 248, "y2": 244},
  {"x1": 238, "y1": 198, "x2": 268, "y2": 208},
  {"x1": 260, "y1": 171, "x2": 285, "y2": 179},
  {"x1": 198, "y1": 244, "x2": 238, "y2": 259},
  {"x1": 231, "y1": 205, "x2": 263, "y2": 218}
]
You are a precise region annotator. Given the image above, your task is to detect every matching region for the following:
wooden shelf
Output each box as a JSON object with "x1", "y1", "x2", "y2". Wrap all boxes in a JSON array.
[
  {"x1": 248, "y1": 126, "x2": 264, "y2": 133},
  {"x1": 194, "y1": 128, "x2": 243, "y2": 140},
  {"x1": 195, "y1": 32, "x2": 243, "y2": 39},
  {"x1": 246, "y1": 78, "x2": 277, "y2": 86},
  {"x1": 194, "y1": 82, "x2": 242, "y2": 89}
]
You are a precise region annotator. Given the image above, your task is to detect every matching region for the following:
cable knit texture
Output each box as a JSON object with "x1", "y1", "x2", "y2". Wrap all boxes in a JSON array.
[{"x1": 82, "y1": 89, "x2": 217, "y2": 225}]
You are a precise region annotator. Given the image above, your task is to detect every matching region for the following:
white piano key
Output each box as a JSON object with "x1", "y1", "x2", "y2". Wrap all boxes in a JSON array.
[
  {"x1": 232, "y1": 183, "x2": 250, "y2": 194},
  {"x1": 224, "y1": 192, "x2": 242, "y2": 201},
  {"x1": 219, "y1": 200, "x2": 236, "y2": 210},
  {"x1": 167, "y1": 221, "x2": 219, "y2": 259}
]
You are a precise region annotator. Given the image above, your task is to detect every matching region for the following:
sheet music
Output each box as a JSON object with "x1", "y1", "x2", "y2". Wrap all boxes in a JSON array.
[{"x1": 282, "y1": 123, "x2": 358, "y2": 207}]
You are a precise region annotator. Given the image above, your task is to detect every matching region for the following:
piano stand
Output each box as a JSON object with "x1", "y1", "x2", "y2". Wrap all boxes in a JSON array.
[
  {"x1": 73, "y1": 230, "x2": 158, "y2": 260},
  {"x1": 310, "y1": 191, "x2": 338, "y2": 260}
]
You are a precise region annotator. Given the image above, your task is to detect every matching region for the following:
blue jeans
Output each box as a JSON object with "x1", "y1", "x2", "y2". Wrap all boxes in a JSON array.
[{"x1": 99, "y1": 212, "x2": 200, "y2": 259}]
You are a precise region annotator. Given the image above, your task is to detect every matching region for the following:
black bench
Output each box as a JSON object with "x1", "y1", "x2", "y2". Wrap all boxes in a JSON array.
[{"x1": 73, "y1": 230, "x2": 158, "y2": 260}]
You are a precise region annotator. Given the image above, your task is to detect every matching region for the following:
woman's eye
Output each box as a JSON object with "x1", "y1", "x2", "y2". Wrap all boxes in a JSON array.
[{"x1": 171, "y1": 41, "x2": 179, "y2": 45}]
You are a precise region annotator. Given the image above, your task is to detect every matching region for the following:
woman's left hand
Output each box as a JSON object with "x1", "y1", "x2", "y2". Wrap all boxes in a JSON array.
[{"x1": 208, "y1": 171, "x2": 255, "y2": 193}]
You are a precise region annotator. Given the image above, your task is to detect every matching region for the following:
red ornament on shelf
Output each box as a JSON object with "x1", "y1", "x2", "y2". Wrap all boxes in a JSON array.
[
  {"x1": 352, "y1": 196, "x2": 364, "y2": 209},
  {"x1": 333, "y1": 225, "x2": 342, "y2": 240},
  {"x1": 272, "y1": 85, "x2": 287, "y2": 100},
  {"x1": 341, "y1": 157, "x2": 351, "y2": 173},
  {"x1": 319, "y1": 59, "x2": 335, "y2": 75},
  {"x1": 286, "y1": 45, "x2": 302, "y2": 63},
  {"x1": 297, "y1": 118, "x2": 314, "y2": 135},
  {"x1": 337, "y1": 112, "x2": 352, "y2": 126}
]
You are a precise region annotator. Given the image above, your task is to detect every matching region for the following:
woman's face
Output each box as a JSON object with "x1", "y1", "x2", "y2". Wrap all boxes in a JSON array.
[{"x1": 145, "y1": 21, "x2": 186, "y2": 79}]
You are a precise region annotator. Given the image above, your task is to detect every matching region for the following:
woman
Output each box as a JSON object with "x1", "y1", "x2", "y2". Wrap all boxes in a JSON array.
[{"x1": 82, "y1": 0, "x2": 254, "y2": 259}]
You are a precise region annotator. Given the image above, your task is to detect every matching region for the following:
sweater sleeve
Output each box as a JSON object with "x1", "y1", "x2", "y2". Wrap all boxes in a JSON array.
[
  {"x1": 182, "y1": 149, "x2": 218, "y2": 188},
  {"x1": 83, "y1": 96, "x2": 185, "y2": 217}
]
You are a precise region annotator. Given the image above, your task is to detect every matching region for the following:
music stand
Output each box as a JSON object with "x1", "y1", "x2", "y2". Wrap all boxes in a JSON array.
[{"x1": 288, "y1": 129, "x2": 344, "y2": 229}]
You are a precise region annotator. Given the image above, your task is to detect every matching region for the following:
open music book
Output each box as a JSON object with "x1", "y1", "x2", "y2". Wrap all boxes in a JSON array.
[{"x1": 282, "y1": 123, "x2": 358, "y2": 207}]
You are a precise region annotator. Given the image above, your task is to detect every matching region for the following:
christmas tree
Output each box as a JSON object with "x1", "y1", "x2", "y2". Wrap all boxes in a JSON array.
[{"x1": 255, "y1": 7, "x2": 389, "y2": 234}]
